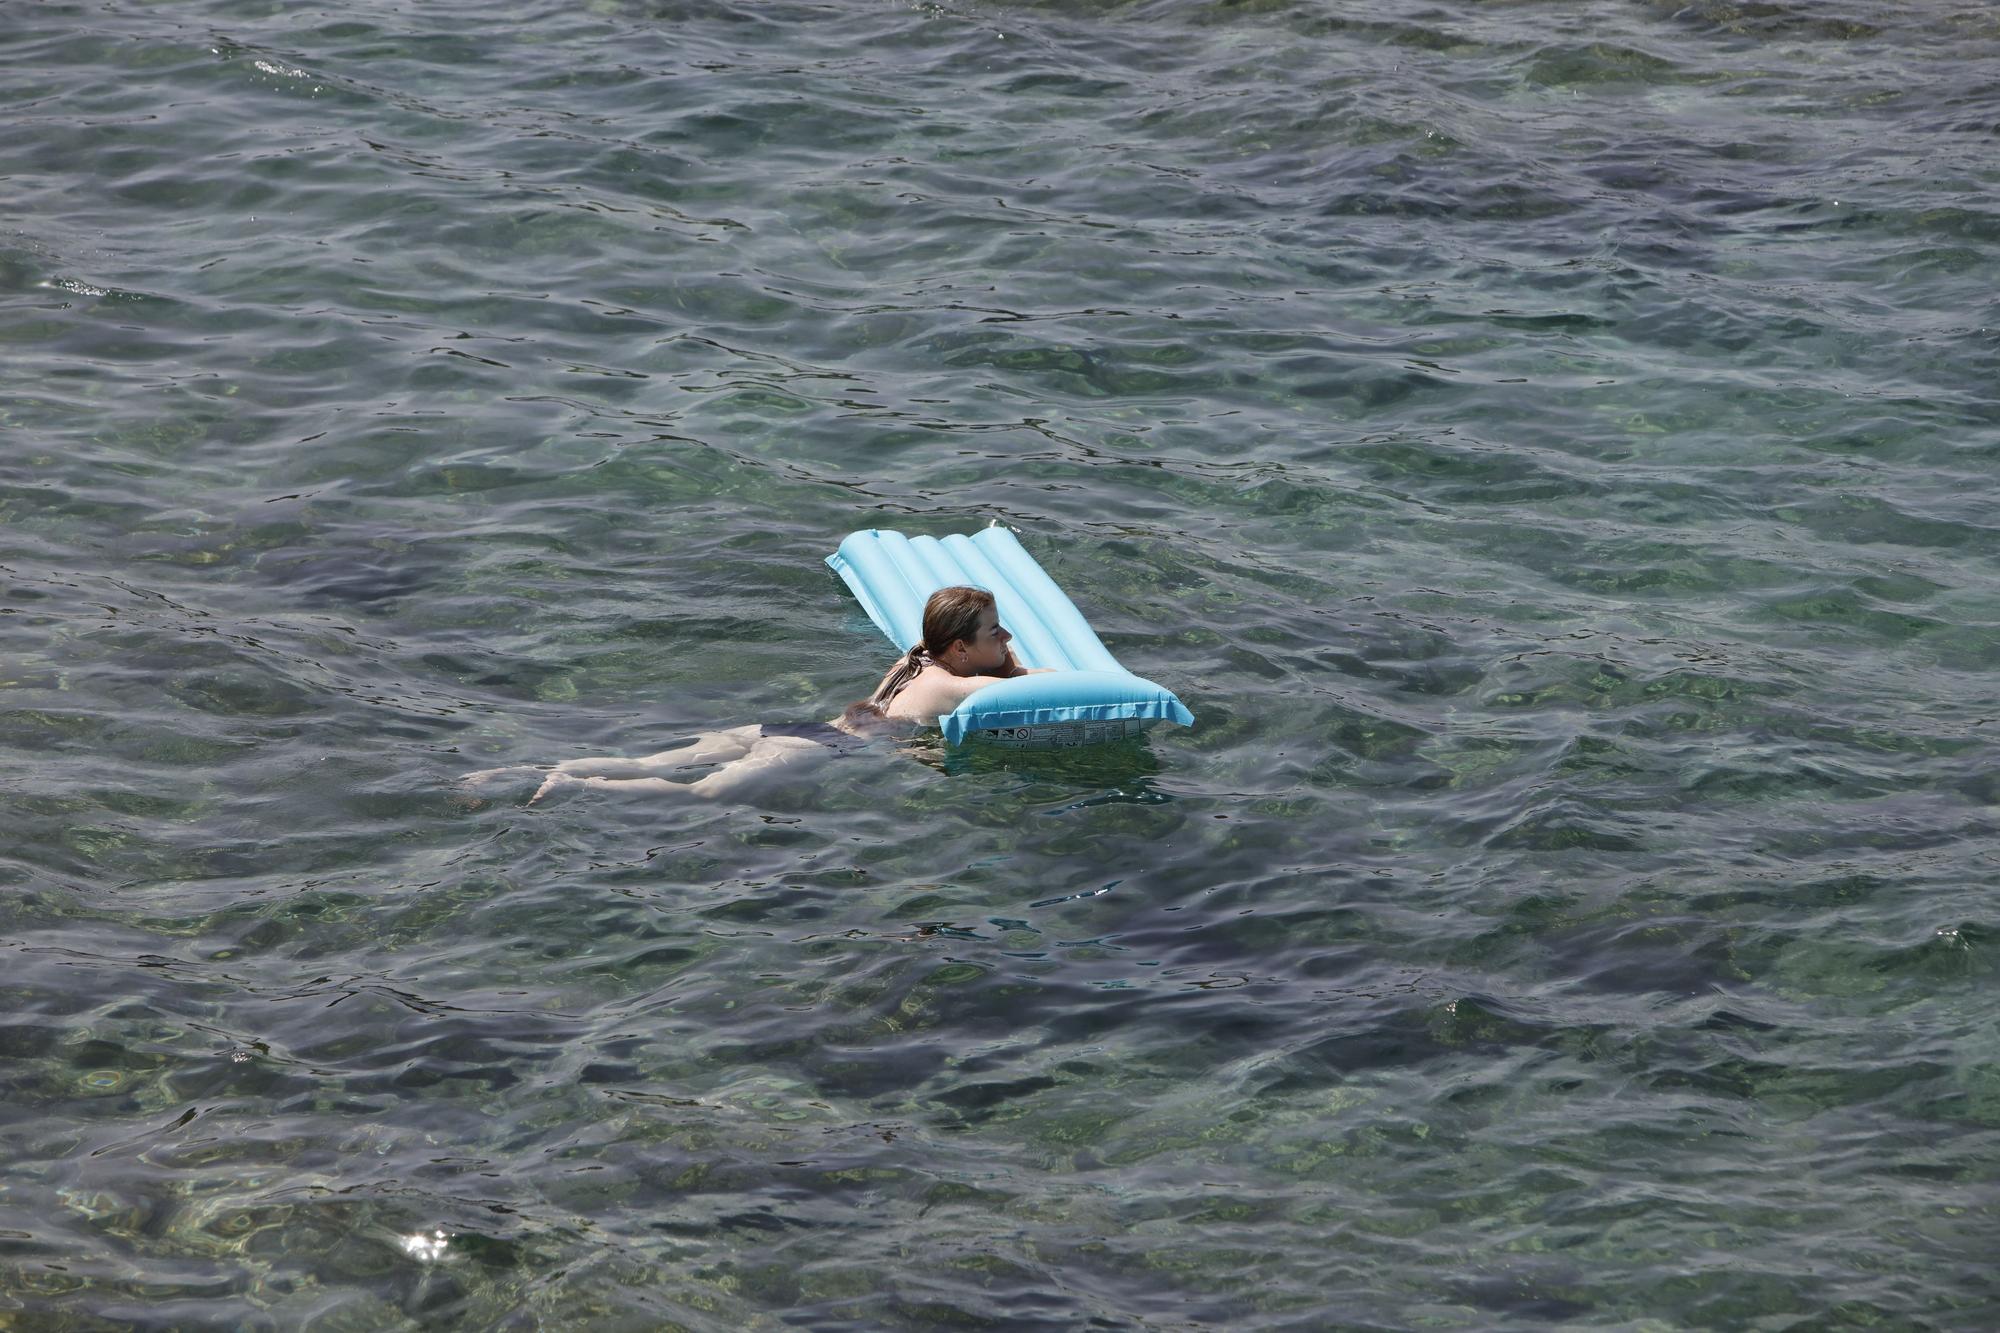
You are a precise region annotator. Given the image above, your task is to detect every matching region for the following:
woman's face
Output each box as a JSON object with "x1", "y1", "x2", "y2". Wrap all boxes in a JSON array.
[{"x1": 952, "y1": 605, "x2": 1013, "y2": 673}]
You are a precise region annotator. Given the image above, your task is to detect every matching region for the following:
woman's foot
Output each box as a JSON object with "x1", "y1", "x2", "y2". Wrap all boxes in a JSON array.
[{"x1": 529, "y1": 771, "x2": 582, "y2": 805}]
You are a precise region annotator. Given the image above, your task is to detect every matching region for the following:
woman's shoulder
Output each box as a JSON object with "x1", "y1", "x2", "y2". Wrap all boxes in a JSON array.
[
  {"x1": 881, "y1": 668, "x2": 948, "y2": 723},
  {"x1": 886, "y1": 666, "x2": 1012, "y2": 723}
]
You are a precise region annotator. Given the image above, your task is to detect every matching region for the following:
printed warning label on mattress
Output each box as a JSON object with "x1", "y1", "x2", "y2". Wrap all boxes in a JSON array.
[{"x1": 978, "y1": 719, "x2": 1148, "y2": 748}]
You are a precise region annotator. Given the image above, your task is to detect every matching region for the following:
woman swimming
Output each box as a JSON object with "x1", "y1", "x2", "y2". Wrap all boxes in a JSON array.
[{"x1": 462, "y1": 586, "x2": 1047, "y2": 803}]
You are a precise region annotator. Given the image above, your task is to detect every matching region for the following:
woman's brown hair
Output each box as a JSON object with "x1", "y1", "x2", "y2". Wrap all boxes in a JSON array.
[{"x1": 842, "y1": 585, "x2": 995, "y2": 724}]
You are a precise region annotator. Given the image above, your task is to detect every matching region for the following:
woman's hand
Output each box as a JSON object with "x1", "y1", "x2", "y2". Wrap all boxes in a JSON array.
[{"x1": 999, "y1": 649, "x2": 1054, "y2": 678}]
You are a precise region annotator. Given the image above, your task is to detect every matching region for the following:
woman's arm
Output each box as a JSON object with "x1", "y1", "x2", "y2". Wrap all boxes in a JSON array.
[
  {"x1": 931, "y1": 666, "x2": 1053, "y2": 708},
  {"x1": 934, "y1": 672, "x2": 1009, "y2": 707}
]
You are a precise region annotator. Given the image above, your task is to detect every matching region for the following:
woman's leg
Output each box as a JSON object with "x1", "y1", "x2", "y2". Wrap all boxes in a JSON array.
[
  {"x1": 645, "y1": 725, "x2": 762, "y2": 768},
  {"x1": 531, "y1": 773, "x2": 677, "y2": 802},
  {"x1": 470, "y1": 726, "x2": 763, "y2": 794},
  {"x1": 531, "y1": 734, "x2": 825, "y2": 803},
  {"x1": 560, "y1": 726, "x2": 765, "y2": 776},
  {"x1": 678, "y1": 735, "x2": 825, "y2": 798}
]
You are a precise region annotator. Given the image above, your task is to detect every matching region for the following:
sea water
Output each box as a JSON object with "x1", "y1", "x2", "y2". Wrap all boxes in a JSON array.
[{"x1": 3, "y1": 0, "x2": 1996, "y2": 1326}]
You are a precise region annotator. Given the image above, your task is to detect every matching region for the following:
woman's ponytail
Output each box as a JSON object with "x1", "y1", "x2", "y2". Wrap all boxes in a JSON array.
[
  {"x1": 870, "y1": 644, "x2": 931, "y2": 707},
  {"x1": 843, "y1": 643, "x2": 930, "y2": 725}
]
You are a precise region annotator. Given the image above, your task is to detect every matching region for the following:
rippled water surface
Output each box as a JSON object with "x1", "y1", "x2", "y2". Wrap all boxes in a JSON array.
[{"x1": 5, "y1": 0, "x2": 1998, "y2": 1326}]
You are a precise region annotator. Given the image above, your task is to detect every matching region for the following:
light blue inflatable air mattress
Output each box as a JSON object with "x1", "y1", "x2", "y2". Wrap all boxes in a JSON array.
[{"x1": 827, "y1": 527, "x2": 1194, "y2": 747}]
